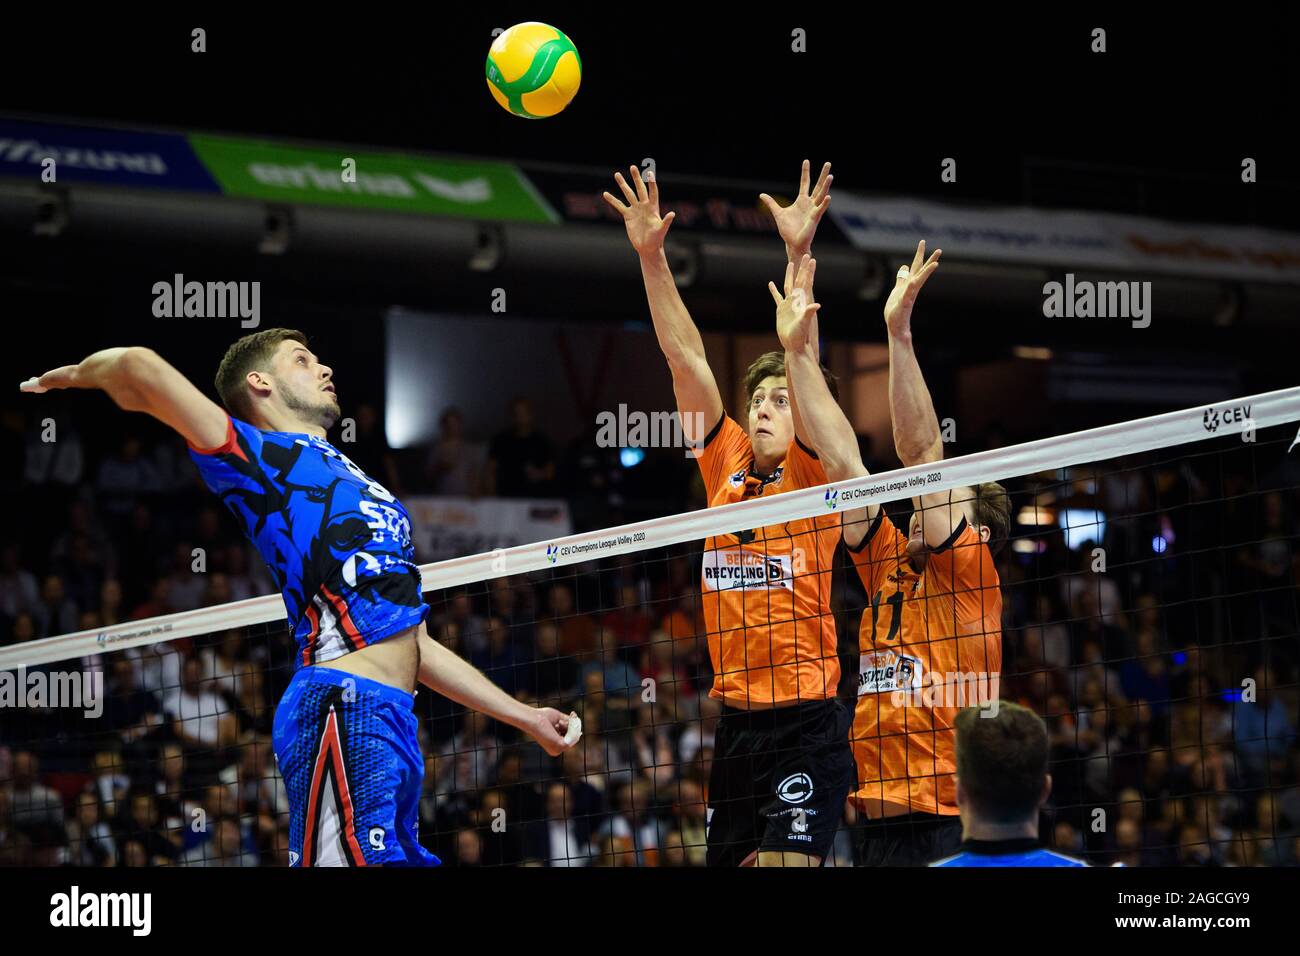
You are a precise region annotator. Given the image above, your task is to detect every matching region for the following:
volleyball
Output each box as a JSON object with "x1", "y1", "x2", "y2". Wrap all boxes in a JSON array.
[{"x1": 485, "y1": 22, "x2": 582, "y2": 118}]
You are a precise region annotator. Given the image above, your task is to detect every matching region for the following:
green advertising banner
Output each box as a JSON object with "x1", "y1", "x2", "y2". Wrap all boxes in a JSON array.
[{"x1": 188, "y1": 134, "x2": 557, "y2": 223}]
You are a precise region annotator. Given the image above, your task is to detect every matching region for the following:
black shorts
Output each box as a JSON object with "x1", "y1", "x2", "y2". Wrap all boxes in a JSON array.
[
  {"x1": 853, "y1": 812, "x2": 963, "y2": 867},
  {"x1": 706, "y1": 698, "x2": 854, "y2": 867}
]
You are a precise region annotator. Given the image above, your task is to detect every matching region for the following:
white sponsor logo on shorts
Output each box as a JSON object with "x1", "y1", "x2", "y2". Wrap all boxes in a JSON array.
[{"x1": 776, "y1": 772, "x2": 814, "y2": 805}]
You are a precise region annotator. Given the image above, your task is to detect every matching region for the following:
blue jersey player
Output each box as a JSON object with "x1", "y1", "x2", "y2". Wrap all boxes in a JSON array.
[
  {"x1": 23, "y1": 330, "x2": 579, "y2": 866},
  {"x1": 930, "y1": 702, "x2": 1088, "y2": 868}
]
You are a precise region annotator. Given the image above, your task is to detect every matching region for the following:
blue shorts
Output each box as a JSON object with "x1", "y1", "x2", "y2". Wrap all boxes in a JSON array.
[{"x1": 272, "y1": 666, "x2": 440, "y2": 867}]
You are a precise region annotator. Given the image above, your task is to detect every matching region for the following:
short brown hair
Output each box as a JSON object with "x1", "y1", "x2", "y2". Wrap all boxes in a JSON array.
[
  {"x1": 955, "y1": 701, "x2": 1048, "y2": 824},
  {"x1": 214, "y1": 328, "x2": 307, "y2": 420},
  {"x1": 745, "y1": 350, "x2": 839, "y2": 404},
  {"x1": 972, "y1": 481, "x2": 1011, "y2": 555}
]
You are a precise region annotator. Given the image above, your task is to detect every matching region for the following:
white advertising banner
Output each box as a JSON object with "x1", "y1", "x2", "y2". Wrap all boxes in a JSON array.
[
  {"x1": 829, "y1": 193, "x2": 1300, "y2": 284},
  {"x1": 406, "y1": 496, "x2": 573, "y2": 563}
]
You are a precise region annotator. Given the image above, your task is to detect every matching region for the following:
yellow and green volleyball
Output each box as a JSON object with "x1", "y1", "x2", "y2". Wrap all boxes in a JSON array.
[{"x1": 486, "y1": 22, "x2": 581, "y2": 119}]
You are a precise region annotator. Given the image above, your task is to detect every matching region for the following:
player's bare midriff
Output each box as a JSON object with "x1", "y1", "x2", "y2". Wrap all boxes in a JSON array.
[{"x1": 315, "y1": 623, "x2": 421, "y2": 695}]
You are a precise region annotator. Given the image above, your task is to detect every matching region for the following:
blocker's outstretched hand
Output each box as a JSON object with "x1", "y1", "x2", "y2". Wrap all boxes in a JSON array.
[
  {"x1": 771, "y1": 254, "x2": 822, "y2": 354},
  {"x1": 760, "y1": 160, "x2": 832, "y2": 261},
  {"x1": 603, "y1": 165, "x2": 676, "y2": 256},
  {"x1": 884, "y1": 240, "x2": 942, "y2": 339}
]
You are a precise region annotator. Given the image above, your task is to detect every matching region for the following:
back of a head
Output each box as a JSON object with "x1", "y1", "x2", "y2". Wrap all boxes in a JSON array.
[
  {"x1": 955, "y1": 701, "x2": 1048, "y2": 825},
  {"x1": 972, "y1": 481, "x2": 1011, "y2": 555},
  {"x1": 213, "y1": 328, "x2": 307, "y2": 422}
]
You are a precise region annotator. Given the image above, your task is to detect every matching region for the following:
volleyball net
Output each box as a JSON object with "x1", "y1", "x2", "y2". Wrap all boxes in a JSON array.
[{"x1": 2, "y1": 388, "x2": 1298, "y2": 867}]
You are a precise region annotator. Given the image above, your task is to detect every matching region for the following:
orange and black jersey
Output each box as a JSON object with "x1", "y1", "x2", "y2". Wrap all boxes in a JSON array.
[
  {"x1": 847, "y1": 509, "x2": 1002, "y2": 815},
  {"x1": 693, "y1": 414, "x2": 841, "y2": 707}
]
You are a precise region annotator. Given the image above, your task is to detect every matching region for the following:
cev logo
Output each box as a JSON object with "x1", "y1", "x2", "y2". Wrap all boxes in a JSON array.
[
  {"x1": 776, "y1": 772, "x2": 814, "y2": 805},
  {"x1": 545, "y1": 544, "x2": 559, "y2": 565},
  {"x1": 824, "y1": 488, "x2": 838, "y2": 510}
]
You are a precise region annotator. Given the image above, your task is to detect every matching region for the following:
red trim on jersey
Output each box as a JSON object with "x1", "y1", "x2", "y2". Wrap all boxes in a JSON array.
[
  {"x1": 187, "y1": 415, "x2": 250, "y2": 464},
  {"x1": 301, "y1": 704, "x2": 366, "y2": 867},
  {"x1": 320, "y1": 583, "x2": 368, "y2": 650},
  {"x1": 302, "y1": 603, "x2": 322, "y2": 667}
]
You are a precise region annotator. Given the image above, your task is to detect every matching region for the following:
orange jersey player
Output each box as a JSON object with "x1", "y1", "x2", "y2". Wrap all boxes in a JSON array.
[
  {"x1": 605, "y1": 160, "x2": 854, "y2": 867},
  {"x1": 775, "y1": 242, "x2": 1010, "y2": 866}
]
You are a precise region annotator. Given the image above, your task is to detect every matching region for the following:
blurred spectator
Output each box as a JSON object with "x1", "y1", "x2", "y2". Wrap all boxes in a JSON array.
[
  {"x1": 659, "y1": 829, "x2": 689, "y2": 867},
  {"x1": 600, "y1": 583, "x2": 654, "y2": 659},
  {"x1": 592, "y1": 779, "x2": 666, "y2": 866},
  {"x1": 540, "y1": 781, "x2": 588, "y2": 867},
  {"x1": 473, "y1": 616, "x2": 525, "y2": 697},
  {"x1": 441, "y1": 711, "x2": 502, "y2": 794},
  {"x1": 544, "y1": 584, "x2": 597, "y2": 662},
  {"x1": 454, "y1": 826, "x2": 484, "y2": 867},
  {"x1": 66, "y1": 791, "x2": 116, "y2": 866},
  {"x1": 56, "y1": 533, "x2": 106, "y2": 614},
  {"x1": 164, "y1": 656, "x2": 238, "y2": 755},
  {"x1": 192, "y1": 507, "x2": 235, "y2": 569},
  {"x1": 1060, "y1": 549, "x2": 1123, "y2": 624},
  {"x1": 581, "y1": 639, "x2": 641, "y2": 709},
  {"x1": 488, "y1": 576, "x2": 534, "y2": 646},
  {"x1": 180, "y1": 814, "x2": 257, "y2": 867},
  {"x1": 1119, "y1": 631, "x2": 1170, "y2": 712},
  {"x1": 89, "y1": 749, "x2": 130, "y2": 818},
  {"x1": 35, "y1": 574, "x2": 79, "y2": 638},
  {"x1": 50, "y1": 499, "x2": 116, "y2": 572},
  {"x1": 201, "y1": 628, "x2": 246, "y2": 697},
  {"x1": 486, "y1": 397, "x2": 556, "y2": 498},
  {"x1": 130, "y1": 577, "x2": 174, "y2": 621},
  {"x1": 425, "y1": 406, "x2": 484, "y2": 496},
  {"x1": 96, "y1": 435, "x2": 162, "y2": 516},
  {"x1": 670, "y1": 779, "x2": 708, "y2": 866},
  {"x1": 23, "y1": 414, "x2": 85, "y2": 488},
  {"x1": 5, "y1": 752, "x2": 65, "y2": 847},
  {"x1": 0, "y1": 543, "x2": 40, "y2": 622},
  {"x1": 119, "y1": 503, "x2": 170, "y2": 605},
  {"x1": 528, "y1": 621, "x2": 580, "y2": 703},
  {"x1": 1233, "y1": 664, "x2": 1296, "y2": 788},
  {"x1": 99, "y1": 578, "x2": 126, "y2": 627},
  {"x1": 101, "y1": 658, "x2": 164, "y2": 745},
  {"x1": 126, "y1": 632, "x2": 183, "y2": 699},
  {"x1": 1238, "y1": 491, "x2": 1298, "y2": 640},
  {"x1": 440, "y1": 590, "x2": 488, "y2": 657},
  {"x1": 1022, "y1": 594, "x2": 1071, "y2": 670},
  {"x1": 164, "y1": 542, "x2": 207, "y2": 612}
]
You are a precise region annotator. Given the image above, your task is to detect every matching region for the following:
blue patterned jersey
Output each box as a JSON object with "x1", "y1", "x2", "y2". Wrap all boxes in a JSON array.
[
  {"x1": 931, "y1": 839, "x2": 1089, "y2": 867},
  {"x1": 189, "y1": 415, "x2": 428, "y2": 668}
]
